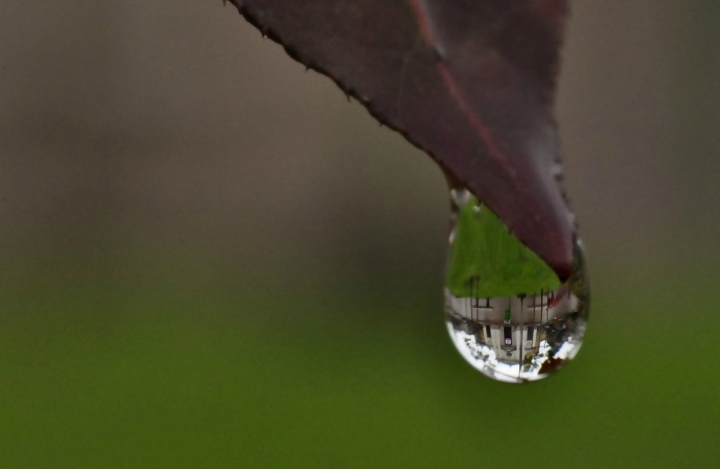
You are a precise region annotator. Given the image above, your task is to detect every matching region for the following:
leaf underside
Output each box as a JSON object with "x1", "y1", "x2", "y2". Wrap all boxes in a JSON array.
[{"x1": 229, "y1": 0, "x2": 575, "y2": 279}]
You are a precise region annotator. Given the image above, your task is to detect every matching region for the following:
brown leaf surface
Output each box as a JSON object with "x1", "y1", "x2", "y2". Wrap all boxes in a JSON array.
[{"x1": 229, "y1": 0, "x2": 574, "y2": 278}]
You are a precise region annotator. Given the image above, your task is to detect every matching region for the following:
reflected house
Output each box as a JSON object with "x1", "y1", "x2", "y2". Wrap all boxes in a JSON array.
[{"x1": 445, "y1": 287, "x2": 578, "y2": 364}]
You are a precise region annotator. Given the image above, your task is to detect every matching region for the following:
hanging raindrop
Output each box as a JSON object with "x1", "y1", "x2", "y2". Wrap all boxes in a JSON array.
[{"x1": 444, "y1": 188, "x2": 589, "y2": 383}]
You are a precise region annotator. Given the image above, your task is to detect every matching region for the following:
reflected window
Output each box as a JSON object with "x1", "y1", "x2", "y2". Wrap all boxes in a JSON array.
[
  {"x1": 530, "y1": 293, "x2": 548, "y2": 308},
  {"x1": 527, "y1": 327, "x2": 534, "y2": 342},
  {"x1": 485, "y1": 325, "x2": 491, "y2": 338},
  {"x1": 503, "y1": 326, "x2": 512, "y2": 345},
  {"x1": 473, "y1": 297, "x2": 490, "y2": 308}
]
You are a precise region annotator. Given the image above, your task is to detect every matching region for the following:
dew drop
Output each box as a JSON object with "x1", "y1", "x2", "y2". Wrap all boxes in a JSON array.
[{"x1": 444, "y1": 188, "x2": 589, "y2": 383}]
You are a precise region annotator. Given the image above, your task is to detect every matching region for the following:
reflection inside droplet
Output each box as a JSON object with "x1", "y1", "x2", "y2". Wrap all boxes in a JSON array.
[{"x1": 444, "y1": 189, "x2": 589, "y2": 383}]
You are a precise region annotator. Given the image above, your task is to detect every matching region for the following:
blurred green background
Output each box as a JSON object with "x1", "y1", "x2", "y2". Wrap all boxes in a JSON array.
[{"x1": 0, "y1": 1, "x2": 718, "y2": 467}]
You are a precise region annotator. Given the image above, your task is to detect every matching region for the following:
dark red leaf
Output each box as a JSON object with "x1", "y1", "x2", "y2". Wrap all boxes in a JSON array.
[{"x1": 229, "y1": 0, "x2": 574, "y2": 279}]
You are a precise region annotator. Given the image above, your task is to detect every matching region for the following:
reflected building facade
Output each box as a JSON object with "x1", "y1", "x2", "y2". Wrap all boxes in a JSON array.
[{"x1": 445, "y1": 282, "x2": 588, "y2": 383}]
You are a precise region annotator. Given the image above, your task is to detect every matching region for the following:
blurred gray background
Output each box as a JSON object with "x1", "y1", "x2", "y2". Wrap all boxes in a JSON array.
[{"x1": 0, "y1": 1, "x2": 718, "y2": 467}]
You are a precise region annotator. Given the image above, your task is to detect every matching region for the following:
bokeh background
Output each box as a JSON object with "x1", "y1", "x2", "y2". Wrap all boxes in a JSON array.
[{"x1": 0, "y1": 1, "x2": 718, "y2": 467}]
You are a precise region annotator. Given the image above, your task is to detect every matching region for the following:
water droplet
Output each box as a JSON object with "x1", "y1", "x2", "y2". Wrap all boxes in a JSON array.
[{"x1": 444, "y1": 189, "x2": 589, "y2": 383}]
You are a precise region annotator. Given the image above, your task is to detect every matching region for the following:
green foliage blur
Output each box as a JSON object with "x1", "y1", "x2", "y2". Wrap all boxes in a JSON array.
[{"x1": 0, "y1": 1, "x2": 719, "y2": 468}]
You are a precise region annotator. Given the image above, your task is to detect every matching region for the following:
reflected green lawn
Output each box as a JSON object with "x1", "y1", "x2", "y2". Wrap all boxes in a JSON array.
[
  {"x1": 0, "y1": 258, "x2": 717, "y2": 468},
  {"x1": 447, "y1": 194, "x2": 561, "y2": 298}
]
